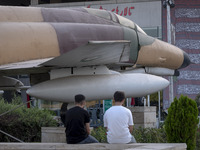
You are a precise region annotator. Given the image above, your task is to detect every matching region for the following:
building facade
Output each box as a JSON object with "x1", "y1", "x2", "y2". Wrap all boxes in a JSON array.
[{"x1": 162, "y1": 0, "x2": 200, "y2": 109}]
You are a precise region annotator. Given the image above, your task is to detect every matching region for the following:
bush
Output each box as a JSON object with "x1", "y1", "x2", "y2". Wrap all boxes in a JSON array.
[
  {"x1": 195, "y1": 94, "x2": 200, "y2": 106},
  {"x1": 195, "y1": 94, "x2": 200, "y2": 116},
  {"x1": 133, "y1": 127, "x2": 167, "y2": 143},
  {"x1": 91, "y1": 126, "x2": 107, "y2": 143},
  {"x1": 0, "y1": 97, "x2": 57, "y2": 142},
  {"x1": 91, "y1": 126, "x2": 167, "y2": 143},
  {"x1": 91, "y1": 125, "x2": 200, "y2": 149},
  {"x1": 196, "y1": 127, "x2": 200, "y2": 150},
  {"x1": 165, "y1": 95, "x2": 199, "y2": 150}
]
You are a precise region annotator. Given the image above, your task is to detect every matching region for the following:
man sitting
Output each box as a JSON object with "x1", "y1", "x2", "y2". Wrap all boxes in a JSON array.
[
  {"x1": 65, "y1": 94, "x2": 99, "y2": 144},
  {"x1": 104, "y1": 91, "x2": 137, "y2": 144}
]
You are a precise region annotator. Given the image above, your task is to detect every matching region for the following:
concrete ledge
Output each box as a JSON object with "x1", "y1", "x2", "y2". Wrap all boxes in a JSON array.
[
  {"x1": 41, "y1": 127, "x2": 66, "y2": 143},
  {"x1": 0, "y1": 143, "x2": 187, "y2": 150}
]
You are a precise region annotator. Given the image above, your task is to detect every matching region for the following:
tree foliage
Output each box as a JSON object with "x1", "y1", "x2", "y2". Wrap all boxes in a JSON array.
[
  {"x1": 91, "y1": 126, "x2": 167, "y2": 143},
  {"x1": 195, "y1": 94, "x2": 200, "y2": 106},
  {"x1": 0, "y1": 97, "x2": 57, "y2": 142},
  {"x1": 133, "y1": 126, "x2": 167, "y2": 143},
  {"x1": 91, "y1": 125, "x2": 200, "y2": 149},
  {"x1": 165, "y1": 95, "x2": 199, "y2": 150},
  {"x1": 195, "y1": 94, "x2": 200, "y2": 116},
  {"x1": 91, "y1": 126, "x2": 107, "y2": 143},
  {"x1": 148, "y1": 91, "x2": 163, "y2": 102}
]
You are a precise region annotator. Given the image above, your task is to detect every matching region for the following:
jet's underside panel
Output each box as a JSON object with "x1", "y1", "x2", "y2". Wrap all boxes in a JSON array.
[{"x1": 42, "y1": 41, "x2": 131, "y2": 67}]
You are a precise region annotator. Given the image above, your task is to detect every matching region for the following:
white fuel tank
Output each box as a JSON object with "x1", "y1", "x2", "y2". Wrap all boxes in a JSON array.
[{"x1": 27, "y1": 73, "x2": 169, "y2": 102}]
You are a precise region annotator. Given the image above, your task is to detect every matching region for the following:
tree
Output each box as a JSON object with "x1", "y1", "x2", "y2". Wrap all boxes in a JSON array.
[
  {"x1": 0, "y1": 97, "x2": 57, "y2": 142},
  {"x1": 165, "y1": 95, "x2": 199, "y2": 150},
  {"x1": 195, "y1": 94, "x2": 200, "y2": 116}
]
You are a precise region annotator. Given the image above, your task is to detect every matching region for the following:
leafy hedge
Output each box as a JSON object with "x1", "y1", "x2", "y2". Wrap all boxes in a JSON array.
[
  {"x1": 0, "y1": 97, "x2": 57, "y2": 142},
  {"x1": 133, "y1": 127, "x2": 167, "y2": 143},
  {"x1": 91, "y1": 126, "x2": 167, "y2": 143},
  {"x1": 91, "y1": 125, "x2": 200, "y2": 150},
  {"x1": 196, "y1": 127, "x2": 200, "y2": 150},
  {"x1": 195, "y1": 94, "x2": 200, "y2": 116},
  {"x1": 91, "y1": 126, "x2": 107, "y2": 143}
]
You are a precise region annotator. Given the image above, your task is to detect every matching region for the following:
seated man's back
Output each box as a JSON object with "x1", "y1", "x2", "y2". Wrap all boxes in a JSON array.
[
  {"x1": 104, "y1": 91, "x2": 136, "y2": 144},
  {"x1": 64, "y1": 94, "x2": 99, "y2": 144},
  {"x1": 65, "y1": 106, "x2": 89, "y2": 144}
]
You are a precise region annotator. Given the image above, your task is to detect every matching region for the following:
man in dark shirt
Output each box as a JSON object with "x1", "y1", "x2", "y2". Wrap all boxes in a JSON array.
[{"x1": 65, "y1": 94, "x2": 99, "y2": 144}]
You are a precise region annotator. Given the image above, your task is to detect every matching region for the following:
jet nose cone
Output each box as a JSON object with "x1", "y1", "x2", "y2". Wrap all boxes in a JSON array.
[{"x1": 179, "y1": 51, "x2": 191, "y2": 69}]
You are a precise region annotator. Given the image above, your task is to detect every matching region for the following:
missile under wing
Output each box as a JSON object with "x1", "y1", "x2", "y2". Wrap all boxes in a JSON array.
[{"x1": 0, "y1": 6, "x2": 190, "y2": 102}]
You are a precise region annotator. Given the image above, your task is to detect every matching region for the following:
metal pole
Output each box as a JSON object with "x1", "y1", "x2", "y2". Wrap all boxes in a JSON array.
[
  {"x1": 147, "y1": 95, "x2": 150, "y2": 107},
  {"x1": 166, "y1": 2, "x2": 171, "y2": 44},
  {"x1": 0, "y1": 130, "x2": 24, "y2": 143},
  {"x1": 166, "y1": 1, "x2": 174, "y2": 105},
  {"x1": 158, "y1": 91, "x2": 161, "y2": 128},
  {"x1": 144, "y1": 97, "x2": 146, "y2": 107}
]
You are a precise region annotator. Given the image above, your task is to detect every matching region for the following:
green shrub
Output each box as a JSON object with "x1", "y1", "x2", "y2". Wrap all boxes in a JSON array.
[
  {"x1": 196, "y1": 127, "x2": 200, "y2": 150},
  {"x1": 0, "y1": 97, "x2": 57, "y2": 142},
  {"x1": 165, "y1": 95, "x2": 199, "y2": 150},
  {"x1": 91, "y1": 125, "x2": 200, "y2": 149},
  {"x1": 91, "y1": 126, "x2": 107, "y2": 143},
  {"x1": 195, "y1": 94, "x2": 200, "y2": 106},
  {"x1": 91, "y1": 126, "x2": 167, "y2": 143},
  {"x1": 133, "y1": 127, "x2": 167, "y2": 143},
  {"x1": 195, "y1": 94, "x2": 200, "y2": 116}
]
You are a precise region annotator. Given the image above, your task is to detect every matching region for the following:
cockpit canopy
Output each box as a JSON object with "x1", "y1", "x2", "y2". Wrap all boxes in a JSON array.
[{"x1": 84, "y1": 8, "x2": 146, "y2": 35}]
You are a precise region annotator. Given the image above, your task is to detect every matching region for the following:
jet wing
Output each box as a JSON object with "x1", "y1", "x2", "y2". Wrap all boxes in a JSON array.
[
  {"x1": 0, "y1": 40, "x2": 130, "y2": 75},
  {"x1": 0, "y1": 58, "x2": 53, "y2": 75},
  {"x1": 41, "y1": 40, "x2": 131, "y2": 67},
  {"x1": 0, "y1": 58, "x2": 53, "y2": 70}
]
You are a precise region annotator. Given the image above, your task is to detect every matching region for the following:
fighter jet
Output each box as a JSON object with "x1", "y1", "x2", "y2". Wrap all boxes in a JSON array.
[{"x1": 0, "y1": 6, "x2": 190, "y2": 102}]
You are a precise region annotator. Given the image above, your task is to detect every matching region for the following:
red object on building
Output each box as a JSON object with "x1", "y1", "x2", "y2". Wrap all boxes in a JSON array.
[{"x1": 131, "y1": 98, "x2": 135, "y2": 106}]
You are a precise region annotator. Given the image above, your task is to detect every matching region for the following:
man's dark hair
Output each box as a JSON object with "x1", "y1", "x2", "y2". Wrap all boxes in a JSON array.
[
  {"x1": 75, "y1": 94, "x2": 85, "y2": 103},
  {"x1": 114, "y1": 91, "x2": 125, "y2": 102}
]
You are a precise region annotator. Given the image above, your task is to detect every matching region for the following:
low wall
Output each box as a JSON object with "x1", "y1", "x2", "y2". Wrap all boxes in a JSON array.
[
  {"x1": 128, "y1": 106, "x2": 157, "y2": 128},
  {"x1": 41, "y1": 127, "x2": 66, "y2": 143},
  {"x1": 0, "y1": 143, "x2": 187, "y2": 150}
]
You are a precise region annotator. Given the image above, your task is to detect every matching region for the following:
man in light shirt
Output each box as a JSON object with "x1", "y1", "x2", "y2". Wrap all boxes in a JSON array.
[{"x1": 104, "y1": 91, "x2": 136, "y2": 144}]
